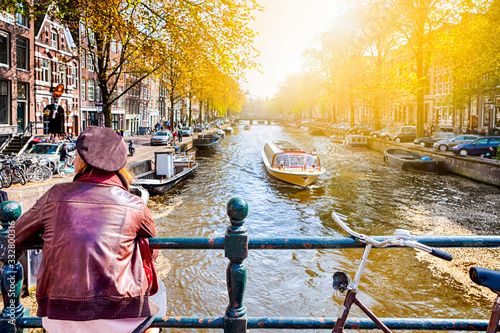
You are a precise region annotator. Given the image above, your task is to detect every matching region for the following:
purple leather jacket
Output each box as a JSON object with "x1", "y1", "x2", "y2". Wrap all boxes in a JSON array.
[{"x1": 15, "y1": 175, "x2": 159, "y2": 321}]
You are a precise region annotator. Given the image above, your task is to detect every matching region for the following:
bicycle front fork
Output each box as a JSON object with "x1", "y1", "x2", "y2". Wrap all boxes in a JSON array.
[
  {"x1": 487, "y1": 295, "x2": 500, "y2": 333},
  {"x1": 332, "y1": 289, "x2": 392, "y2": 333}
]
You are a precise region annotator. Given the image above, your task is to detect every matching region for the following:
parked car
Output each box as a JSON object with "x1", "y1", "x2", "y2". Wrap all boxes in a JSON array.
[
  {"x1": 181, "y1": 126, "x2": 193, "y2": 136},
  {"x1": 453, "y1": 136, "x2": 500, "y2": 156},
  {"x1": 413, "y1": 132, "x2": 456, "y2": 147},
  {"x1": 194, "y1": 125, "x2": 203, "y2": 133},
  {"x1": 369, "y1": 127, "x2": 391, "y2": 138},
  {"x1": 22, "y1": 142, "x2": 76, "y2": 172},
  {"x1": 150, "y1": 130, "x2": 172, "y2": 146},
  {"x1": 380, "y1": 126, "x2": 416, "y2": 143},
  {"x1": 433, "y1": 135, "x2": 481, "y2": 151},
  {"x1": 357, "y1": 125, "x2": 375, "y2": 136}
]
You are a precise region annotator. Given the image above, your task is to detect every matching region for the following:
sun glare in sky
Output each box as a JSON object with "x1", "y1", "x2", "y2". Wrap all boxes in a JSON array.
[{"x1": 245, "y1": 0, "x2": 345, "y2": 99}]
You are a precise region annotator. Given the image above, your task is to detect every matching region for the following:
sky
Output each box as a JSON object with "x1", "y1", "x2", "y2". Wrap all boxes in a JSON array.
[{"x1": 245, "y1": 0, "x2": 345, "y2": 99}]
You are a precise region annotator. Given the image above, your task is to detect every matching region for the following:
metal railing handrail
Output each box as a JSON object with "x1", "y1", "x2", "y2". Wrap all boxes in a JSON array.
[
  {"x1": 0, "y1": 197, "x2": 498, "y2": 332},
  {"x1": 17, "y1": 121, "x2": 50, "y2": 156}
]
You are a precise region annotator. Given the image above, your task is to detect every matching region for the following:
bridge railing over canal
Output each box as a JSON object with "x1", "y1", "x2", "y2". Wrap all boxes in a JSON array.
[{"x1": 1, "y1": 198, "x2": 499, "y2": 332}]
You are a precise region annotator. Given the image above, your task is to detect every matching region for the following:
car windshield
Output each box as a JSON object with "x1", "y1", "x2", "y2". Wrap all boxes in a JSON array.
[
  {"x1": 27, "y1": 144, "x2": 58, "y2": 154},
  {"x1": 155, "y1": 131, "x2": 169, "y2": 136},
  {"x1": 182, "y1": 127, "x2": 190, "y2": 130}
]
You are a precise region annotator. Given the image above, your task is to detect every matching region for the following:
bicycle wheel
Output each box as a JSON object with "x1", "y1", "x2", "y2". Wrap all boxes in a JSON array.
[
  {"x1": 57, "y1": 163, "x2": 68, "y2": 177},
  {"x1": 12, "y1": 167, "x2": 26, "y2": 185},
  {"x1": 41, "y1": 166, "x2": 53, "y2": 182},
  {"x1": 26, "y1": 165, "x2": 41, "y2": 182},
  {"x1": 1, "y1": 168, "x2": 12, "y2": 188}
]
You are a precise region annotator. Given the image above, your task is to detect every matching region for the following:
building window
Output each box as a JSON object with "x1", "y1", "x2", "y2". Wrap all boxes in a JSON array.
[
  {"x1": 16, "y1": 37, "x2": 28, "y2": 70},
  {"x1": 41, "y1": 59, "x2": 49, "y2": 82},
  {"x1": 111, "y1": 41, "x2": 116, "y2": 53},
  {"x1": 67, "y1": 65, "x2": 73, "y2": 86},
  {"x1": 15, "y1": 3, "x2": 29, "y2": 27},
  {"x1": 80, "y1": 52, "x2": 85, "y2": 69},
  {"x1": 51, "y1": 32, "x2": 58, "y2": 49},
  {"x1": 96, "y1": 85, "x2": 101, "y2": 102},
  {"x1": 15, "y1": 12, "x2": 29, "y2": 27},
  {"x1": 87, "y1": 52, "x2": 94, "y2": 72},
  {"x1": 81, "y1": 79, "x2": 86, "y2": 100},
  {"x1": 57, "y1": 64, "x2": 65, "y2": 84},
  {"x1": 88, "y1": 31, "x2": 95, "y2": 46},
  {"x1": 0, "y1": 80, "x2": 9, "y2": 124},
  {"x1": 88, "y1": 80, "x2": 94, "y2": 101},
  {"x1": 0, "y1": 31, "x2": 9, "y2": 66}
]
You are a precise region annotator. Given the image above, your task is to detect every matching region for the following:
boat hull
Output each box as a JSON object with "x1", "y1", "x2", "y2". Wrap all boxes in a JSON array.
[
  {"x1": 265, "y1": 167, "x2": 320, "y2": 187},
  {"x1": 384, "y1": 148, "x2": 441, "y2": 174},
  {"x1": 134, "y1": 163, "x2": 198, "y2": 196},
  {"x1": 193, "y1": 135, "x2": 222, "y2": 150}
]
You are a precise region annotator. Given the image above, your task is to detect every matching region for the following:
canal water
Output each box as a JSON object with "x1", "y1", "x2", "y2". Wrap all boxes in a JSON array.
[{"x1": 149, "y1": 124, "x2": 500, "y2": 332}]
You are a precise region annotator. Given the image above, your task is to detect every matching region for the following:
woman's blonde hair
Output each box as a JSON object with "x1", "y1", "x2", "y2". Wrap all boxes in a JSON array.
[{"x1": 75, "y1": 156, "x2": 134, "y2": 186}]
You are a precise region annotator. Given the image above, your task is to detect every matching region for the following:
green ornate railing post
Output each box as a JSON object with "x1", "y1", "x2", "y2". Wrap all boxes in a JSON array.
[
  {"x1": 224, "y1": 198, "x2": 249, "y2": 333},
  {"x1": 0, "y1": 201, "x2": 27, "y2": 333}
]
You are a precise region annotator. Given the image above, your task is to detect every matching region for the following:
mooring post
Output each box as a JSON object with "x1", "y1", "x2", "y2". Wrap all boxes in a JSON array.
[
  {"x1": 224, "y1": 198, "x2": 249, "y2": 333},
  {"x1": 0, "y1": 201, "x2": 26, "y2": 333}
]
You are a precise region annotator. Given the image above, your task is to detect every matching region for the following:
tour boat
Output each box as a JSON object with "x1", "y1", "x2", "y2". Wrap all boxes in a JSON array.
[
  {"x1": 244, "y1": 125, "x2": 251, "y2": 130},
  {"x1": 133, "y1": 150, "x2": 198, "y2": 195},
  {"x1": 262, "y1": 140, "x2": 325, "y2": 187}
]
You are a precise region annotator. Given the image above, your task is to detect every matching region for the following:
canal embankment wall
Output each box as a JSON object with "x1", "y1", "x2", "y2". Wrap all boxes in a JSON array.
[
  {"x1": 307, "y1": 125, "x2": 500, "y2": 187},
  {"x1": 368, "y1": 138, "x2": 500, "y2": 187}
]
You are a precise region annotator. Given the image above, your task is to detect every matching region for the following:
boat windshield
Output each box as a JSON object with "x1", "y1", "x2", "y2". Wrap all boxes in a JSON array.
[
  {"x1": 307, "y1": 154, "x2": 320, "y2": 168},
  {"x1": 273, "y1": 154, "x2": 290, "y2": 167},
  {"x1": 273, "y1": 153, "x2": 321, "y2": 169}
]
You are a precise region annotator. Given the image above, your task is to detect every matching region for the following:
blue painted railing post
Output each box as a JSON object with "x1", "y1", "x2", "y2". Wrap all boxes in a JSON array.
[
  {"x1": 224, "y1": 198, "x2": 249, "y2": 333},
  {"x1": 0, "y1": 201, "x2": 26, "y2": 333}
]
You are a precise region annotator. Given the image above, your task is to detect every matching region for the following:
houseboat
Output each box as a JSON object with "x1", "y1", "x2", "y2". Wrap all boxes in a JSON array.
[
  {"x1": 262, "y1": 141, "x2": 325, "y2": 187},
  {"x1": 343, "y1": 135, "x2": 368, "y2": 149},
  {"x1": 133, "y1": 150, "x2": 198, "y2": 195}
]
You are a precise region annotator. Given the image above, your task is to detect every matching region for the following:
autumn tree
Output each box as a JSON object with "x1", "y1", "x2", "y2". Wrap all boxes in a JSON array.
[
  {"x1": 437, "y1": 1, "x2": 500, "y2": 129},
  {"x1": 2, "y1": 0, "x2": 260, "y2": 127},
  {"x1": 383, "y1": 0, "x2": 462, "y2": 137}
]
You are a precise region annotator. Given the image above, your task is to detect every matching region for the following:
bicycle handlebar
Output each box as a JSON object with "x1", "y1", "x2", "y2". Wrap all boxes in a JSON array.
[{"x1": 331, "y1": 212, "x2": 452, "y2": 261}]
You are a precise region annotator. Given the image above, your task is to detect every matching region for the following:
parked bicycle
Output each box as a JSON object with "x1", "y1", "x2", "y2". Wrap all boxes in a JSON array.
[
  {"x1": 25, "y1": 157, "x2": 53, "y2": 183},
  {"x1": 330, "y1": 212, "x2": 453, "y2": 333},
  {"x1": 57, "y1": 154, "x2": 75, "y2": 177},
  {"x1": 0, "y1": 154, "x2": 26, "y2": 187},
  {"x1": 470, "y1": 267, "x2": 500, "y2": 333}
]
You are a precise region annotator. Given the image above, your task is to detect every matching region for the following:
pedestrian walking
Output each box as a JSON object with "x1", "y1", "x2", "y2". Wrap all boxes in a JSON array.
[{"x1": 15, "y1": 126, "x2": 166, "y2": 333}]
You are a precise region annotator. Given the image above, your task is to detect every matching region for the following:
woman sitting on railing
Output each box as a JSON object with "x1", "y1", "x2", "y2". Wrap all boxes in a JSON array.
[{"x1": 14, "y1": 126, "x2": 166, "y2": 333}]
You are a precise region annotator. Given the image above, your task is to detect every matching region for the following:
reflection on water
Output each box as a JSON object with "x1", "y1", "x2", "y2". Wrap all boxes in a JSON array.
[{"x1": 150, "y1": 125, "x2": 498, "y2": 332}]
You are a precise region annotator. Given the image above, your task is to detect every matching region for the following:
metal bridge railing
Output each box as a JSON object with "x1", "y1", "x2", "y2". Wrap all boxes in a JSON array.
[{"x1": 0, "y1": 198, "x2": 498, "y2": 332}]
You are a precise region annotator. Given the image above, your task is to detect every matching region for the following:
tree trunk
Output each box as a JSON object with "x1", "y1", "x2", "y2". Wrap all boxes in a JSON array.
[
  {"x1": 169, "y1": 94, "x2": 175, "y2": 130},
  {"x1": 416, "y1": 45, "x2": 425, "y2": 138},
  {"x1": 350, "y1": 103, "x2": 355, "y2": 127},
  {"x1": 198, "y1": 100, "x2": 203, "y2": 123},
  {"x1": 188, "y1": 96, "x2": 192, "y2": 126}
]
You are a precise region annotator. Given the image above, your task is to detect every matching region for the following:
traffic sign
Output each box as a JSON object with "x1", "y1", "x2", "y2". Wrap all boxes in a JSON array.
[{"x1": 53, "y1": 84, "x2": 64, "y2": 98}]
